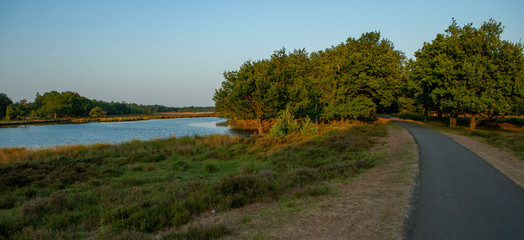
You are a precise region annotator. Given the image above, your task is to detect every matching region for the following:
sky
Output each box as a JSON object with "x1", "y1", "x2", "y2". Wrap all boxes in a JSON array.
[{"x1": 1, "y1": 0, "x2": 523, "y2": 107}]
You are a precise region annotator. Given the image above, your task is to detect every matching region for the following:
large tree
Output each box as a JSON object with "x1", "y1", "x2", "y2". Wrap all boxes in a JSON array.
[
  {"x1": 214, "y1": 33, "x2": 407, "y2": 132},
  {"x1": 312, "y1": 32, "x2": 406, "y2": 120},
  {"x1": 214, "y1": 56, "x2": 286, "y2": 135},
  {"x1": 411, "y1": 19, "x2": 523, "y2": 129}
]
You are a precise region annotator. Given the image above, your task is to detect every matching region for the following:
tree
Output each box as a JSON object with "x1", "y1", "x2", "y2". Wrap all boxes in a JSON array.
[
  {"x1": 411, "y1": 19, "x2": 523, "y2": 129},
  {"x1": 89, "y1": 106, "x2": 105, "y2": 118},
  {"x1": 0, "y1": 93, "x2": 13, "y2": 119},
  {"x1": 214, "y1": 56, "x2": 286, "y2": 134},
  {"x1": 312, "y1": 32, "x2": 406, "y2": 121},
  {"x1": 6, "y1": 105, "x2": 16, "y2": 120},
  {"x1": 214, "y1": 33, "x2": 407, "y2": 131},
  {"x1": 5, "y1": 100, "x2": 29, "y2": 120}
]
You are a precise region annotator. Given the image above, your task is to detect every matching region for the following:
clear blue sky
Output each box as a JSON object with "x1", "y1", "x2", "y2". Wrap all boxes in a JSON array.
[{"x1": 1, "y1": 0, "x2": 523, "y2": 107}]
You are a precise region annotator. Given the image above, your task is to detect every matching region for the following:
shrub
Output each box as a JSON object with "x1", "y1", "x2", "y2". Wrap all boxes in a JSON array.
[
  {"x1": 269, "y1": 107, "x2": 299, "y2": 137},
  {"x1": 288, "y1": 168, "x2": 321, "y2": 186},
  {"x1": 21, "y1": 197, "x2": 49, "y2": 222},
  {"x1": 300, "y1": 116, "x2": 318, "y2": 136}
]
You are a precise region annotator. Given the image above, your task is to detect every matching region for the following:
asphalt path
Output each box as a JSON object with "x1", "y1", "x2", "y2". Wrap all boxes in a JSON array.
[{"x1": 394, "y1": 121, "x2": 524, "y2": 240}]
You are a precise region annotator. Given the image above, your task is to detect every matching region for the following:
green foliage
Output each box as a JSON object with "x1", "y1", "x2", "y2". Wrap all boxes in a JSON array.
[
  {"x1": 462, "y1": 130, "x2": 524, "y2": 160},
  {"x1": 0, "y1": 93, "x2": 13, "y2": 119},
  {"x1": 313, "y1": 32, "x2": 406, "y2": 120},
  {"x1": 269, "y1": 107, "x2": 299, "y2": 137},
  {"x1": 204, "y1": 163, "x2": 218, "y2": 173},
  {"x1": 300, "y1": 116, "x2": 318, "y2": 136},
  {"x1": 89, "y1": 106, "x2": 105, "y2": 118},
  {"x1": 5, "y1": 100, "x2": 29, "y2": 120},
  {"x1": 410, "y1": 19, "x2": 524, "y2": 129},
  {"x1": 214, "y1": 33, "x2": 406, "y2": 130},
  {"x1": 5, "y1": 105, "x2": 16, "y2": 120},
  {"x1": 214, "y1": 49, "x2": 293, "y2": 134},
  {"x1": 1, "y1": 90, "x2": 214, "y2": 120},
  {"x1": 0, "y1": 124, "x2": 386, "y2": 237},
  {"x1": 398, "y1": 112, "x2": 425, "y2": 122}
]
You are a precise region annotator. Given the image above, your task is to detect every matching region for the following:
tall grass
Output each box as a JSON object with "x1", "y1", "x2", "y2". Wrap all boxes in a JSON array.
[{"x1": 0, "y1": 122, "x2": 387, "y2": 239}]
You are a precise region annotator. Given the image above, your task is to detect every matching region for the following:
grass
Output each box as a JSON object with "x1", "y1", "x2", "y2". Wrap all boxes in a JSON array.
[
  {"x1": 398, "y1": 113, "x2": 524, "y2": 160},
  {"x1": 460, "y1": 130, "x2": 524, "y2": 160},
  {"x1": 0, "y1": 122, "x2": 387, "y2": 239}
]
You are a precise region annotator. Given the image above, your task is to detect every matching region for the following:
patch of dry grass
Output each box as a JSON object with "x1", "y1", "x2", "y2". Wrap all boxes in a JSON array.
[{"x1": 182, "y1": 123, "x2": 418, "y2": 239}]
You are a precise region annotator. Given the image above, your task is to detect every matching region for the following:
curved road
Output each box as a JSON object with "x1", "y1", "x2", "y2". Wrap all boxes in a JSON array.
[{"x1": 394, "y1": 121, "x2": 524, "y2": 239}]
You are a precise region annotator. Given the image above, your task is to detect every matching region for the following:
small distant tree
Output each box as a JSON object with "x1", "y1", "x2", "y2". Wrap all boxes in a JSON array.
[
  {"x1": 214, "y1": 55, "x2": 287, "y2": 135},
  {"x1": 5, "y1": 100, "x2": 29, "y2": 120},
  {"x1": 6, "y1": 105, "x2": 16, "y2": 120},
  {"x1": 89, "y1": 106, "x2": 105, "y2": 118},
  {"x1": 0, "y1": 93, "x2": 13, "y2": 119}
]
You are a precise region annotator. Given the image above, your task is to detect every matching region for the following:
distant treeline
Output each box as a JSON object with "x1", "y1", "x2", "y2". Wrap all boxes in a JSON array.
[
  {"x1": 0, "y1": 91, "x2": 214, "y2": 120},
  {"x1": 214, "y1": 19, "x2": 523, "y2": 132}
]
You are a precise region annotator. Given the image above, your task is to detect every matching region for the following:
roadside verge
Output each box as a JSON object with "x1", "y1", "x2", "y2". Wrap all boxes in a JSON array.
[{"x1": 179, "y1": 123, "x2": 419, "y2": 239}]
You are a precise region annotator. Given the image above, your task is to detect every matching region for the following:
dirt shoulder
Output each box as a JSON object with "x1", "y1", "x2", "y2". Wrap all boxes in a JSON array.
[
  {"x1": 440, "y1": 131, "x2": 524, "y2": 188},
  {"x1": 182, "y1": 123, "x2": 419, "y2": 239}
]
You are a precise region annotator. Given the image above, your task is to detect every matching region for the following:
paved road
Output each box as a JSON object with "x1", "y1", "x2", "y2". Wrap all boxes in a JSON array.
[{"x1": 394, "y1": 121, "x2": 524, "y2": 240}]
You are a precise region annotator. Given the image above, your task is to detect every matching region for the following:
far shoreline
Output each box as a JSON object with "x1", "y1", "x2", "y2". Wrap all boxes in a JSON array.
[{"x1": 0, "y1": 112, "x2": 218, "y2": 127}]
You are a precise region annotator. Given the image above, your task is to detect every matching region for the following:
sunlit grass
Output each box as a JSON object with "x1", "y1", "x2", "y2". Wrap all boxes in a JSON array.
[{"x1": 0, "y1": 121, "x2": 387, "y2": 238}]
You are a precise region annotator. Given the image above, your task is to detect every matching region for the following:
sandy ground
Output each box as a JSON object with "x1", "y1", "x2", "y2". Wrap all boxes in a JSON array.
[
  {"x1": 440, "y1": 131, "x2": 524, "y2": 188},
  {"x1": 180, "y1": 124, "x2": 419, "y2": 239}
]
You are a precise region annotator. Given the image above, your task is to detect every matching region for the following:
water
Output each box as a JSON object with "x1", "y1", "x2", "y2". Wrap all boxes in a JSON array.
[{"x1": 0, "y1": 117, "x2": 248, "y2": 148}]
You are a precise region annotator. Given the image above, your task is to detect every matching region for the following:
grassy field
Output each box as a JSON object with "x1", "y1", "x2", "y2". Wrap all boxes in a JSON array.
[{"x1": 0, "y1": 122, "x2": 387, "y2": 239}]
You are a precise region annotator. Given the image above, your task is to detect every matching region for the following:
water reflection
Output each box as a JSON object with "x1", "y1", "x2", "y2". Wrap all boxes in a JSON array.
[{"x1": 0, "y1": 117, "x2": 252, "y2": 148}]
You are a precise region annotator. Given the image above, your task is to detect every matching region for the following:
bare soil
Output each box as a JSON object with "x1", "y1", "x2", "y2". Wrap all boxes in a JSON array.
[{"x1": 178, "y1": 124, "x2": 419, "y2": 239}]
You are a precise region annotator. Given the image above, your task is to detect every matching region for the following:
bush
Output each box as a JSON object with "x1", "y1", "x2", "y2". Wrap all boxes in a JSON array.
[
  {"x1": 269, "y1": 107, "x2": 299, "y2": 137},
  {"x1": 300, "y1": 116, "x2": 318, "y2": 136},
  {"x1": 398, "y1": 112, "x2": 424, "y2": 121}
]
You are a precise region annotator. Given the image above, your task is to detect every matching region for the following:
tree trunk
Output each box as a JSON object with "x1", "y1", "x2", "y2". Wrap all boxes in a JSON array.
[
  {"x1": 449, "y1": 113, "x2": 457, "y2": 128},
  {"x1": 437, "y1": 111, "x2": 443, "y2": 121},
  {"x1": 424, "y1": 108, "x2": 429, "y2": 122},
  {"x1": 257, "y1": 118, "x2": 263, "y2": 135},
  {"x1": 469, "y1": 114, "x2": 476, "y2": 130}
]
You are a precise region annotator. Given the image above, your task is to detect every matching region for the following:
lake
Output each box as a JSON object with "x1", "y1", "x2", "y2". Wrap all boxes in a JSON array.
[{"x1": 0, "y1": 117, "x2": 249, "y2": 148}]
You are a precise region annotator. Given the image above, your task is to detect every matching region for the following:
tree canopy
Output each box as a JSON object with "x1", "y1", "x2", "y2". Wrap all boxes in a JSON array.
[
  {"x1": 214, "y1": 32, "x2": 407, "y2": 133},
  {"x1": 0, "y1": 93, "x2": 13, "y2": 119},
  {"x1": 1, "y1": 91, "x2": 214, "y2": 120},
  {"x1": 410, "y1": 19, "x2": 524, "y2": 129}
]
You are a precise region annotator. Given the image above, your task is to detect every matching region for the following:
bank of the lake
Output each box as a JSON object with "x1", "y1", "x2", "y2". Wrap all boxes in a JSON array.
[
  {"x1": 0, "y1": 117, "x2": 244, "y2": 149},
  {"x1": 0, "y1": 121, "x2": 387, "y2": 239},
  {"x1": 0, "y1": 112, "x2": 217, "y2": 127}
]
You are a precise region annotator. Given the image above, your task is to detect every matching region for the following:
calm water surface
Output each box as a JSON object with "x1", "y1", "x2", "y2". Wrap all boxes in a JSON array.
[{"x1": 0, "y1": 117, "x2": 247, "y2": 148}]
